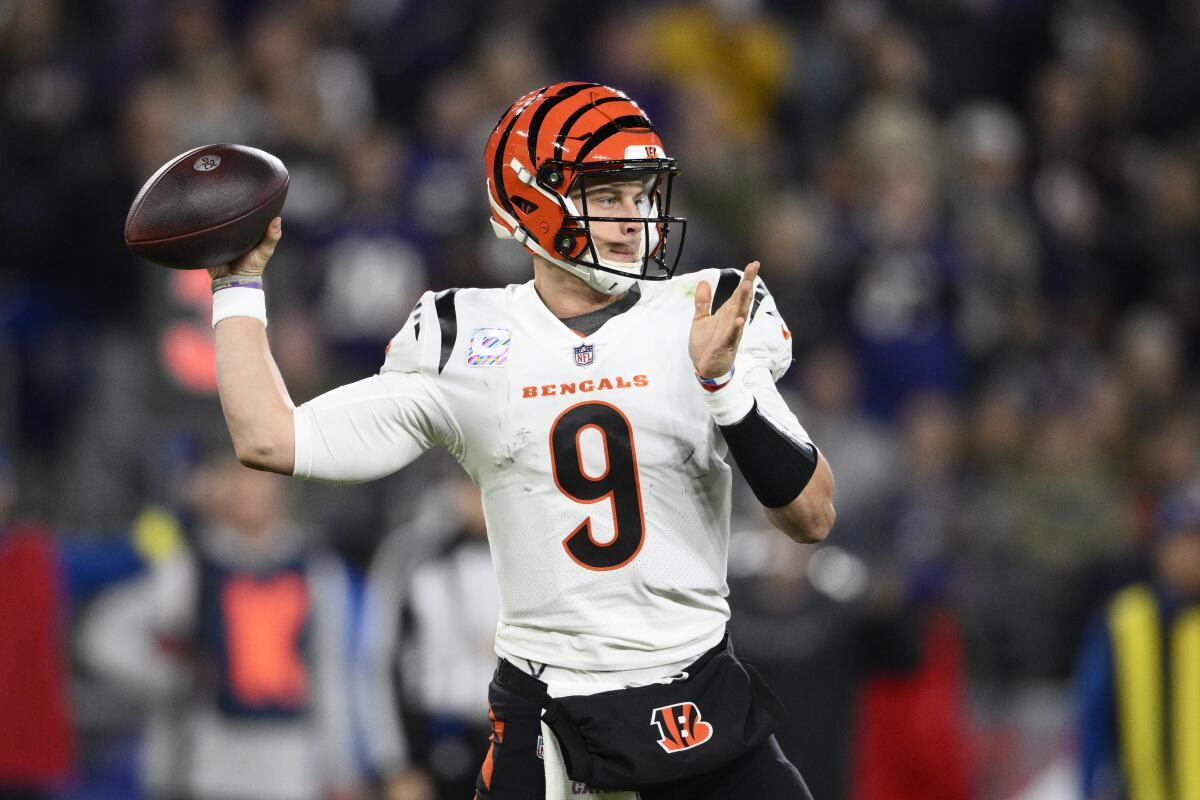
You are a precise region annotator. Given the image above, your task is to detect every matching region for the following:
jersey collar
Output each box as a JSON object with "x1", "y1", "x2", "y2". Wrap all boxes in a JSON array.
[{"x1": 558, "y1": 285, "x2": 642, "y2": 337}]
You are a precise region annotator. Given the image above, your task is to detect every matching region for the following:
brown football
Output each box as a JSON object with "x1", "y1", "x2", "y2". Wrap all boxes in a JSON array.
[{"x1": 124, "y1": 144, "x2": 289, "y2": 270}]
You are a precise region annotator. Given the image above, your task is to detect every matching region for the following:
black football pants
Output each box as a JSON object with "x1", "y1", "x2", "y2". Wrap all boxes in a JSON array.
[{"x1": 474, "y1": 665, "x2": 814, "y2": 800}]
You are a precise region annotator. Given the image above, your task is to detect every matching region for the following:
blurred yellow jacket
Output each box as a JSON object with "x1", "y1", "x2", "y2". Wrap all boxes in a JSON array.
[{"x1": 1109, "y1": 584, "x2": 1200, "y2": 800}]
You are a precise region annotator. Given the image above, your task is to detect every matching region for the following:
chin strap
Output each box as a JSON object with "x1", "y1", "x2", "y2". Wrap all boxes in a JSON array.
[{"x1": 563, "y1": 262, "x2": 638, "y2": 296}]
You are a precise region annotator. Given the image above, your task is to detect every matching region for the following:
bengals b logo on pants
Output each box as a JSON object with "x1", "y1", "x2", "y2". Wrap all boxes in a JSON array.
[{"x1": 650, "y1": 702, "x2": 714, "y2": 753}]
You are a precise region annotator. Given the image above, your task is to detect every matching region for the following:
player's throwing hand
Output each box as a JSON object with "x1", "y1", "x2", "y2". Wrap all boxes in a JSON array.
[
  {"x1": 689, "y1": 261, "x2": 760, "y2": 379},
  {"x1": 207, "y1": 216, "x2": 283, "y2": 281}
]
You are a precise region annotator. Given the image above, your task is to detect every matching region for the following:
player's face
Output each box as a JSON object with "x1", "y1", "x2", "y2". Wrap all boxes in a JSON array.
[{"x1": 574, "y1": 179, "x2": 648, "y2": 263}]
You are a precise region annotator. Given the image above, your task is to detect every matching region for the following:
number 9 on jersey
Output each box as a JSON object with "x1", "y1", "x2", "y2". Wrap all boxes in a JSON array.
[{"x1": 549, "y1": 402, "x2": 646, "y2": 571}]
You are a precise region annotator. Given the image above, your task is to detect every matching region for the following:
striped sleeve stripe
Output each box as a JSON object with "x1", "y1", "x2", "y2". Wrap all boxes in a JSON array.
[
  {"x1": 749, "y1": 282, "x2": 770, "y2": 322},
  {"x1": 434, "y1": 289, "x2": 459, "y2": 374},
  {"x1": 710, "y1": 269, "x2": 741, "y2": 314}
]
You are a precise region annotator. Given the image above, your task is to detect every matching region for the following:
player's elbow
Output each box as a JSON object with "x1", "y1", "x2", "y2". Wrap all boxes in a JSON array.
[
  {"x1": 802, "y1": 456, "x2": 837, "y2": 541},
  {"x1": 767, "y1": 458, "x2": 836, "y2": 543},
  {"x1": 765, "y1": 496, "x2": 835, "y2": 544},
  {"x1": 232, "y1": 438, "x2": 274, "y2": 471},
  {"x1": 803, "y1": 499, "x2": 836, "y2": 543},
  {"x1": 226, "y1": 408, "x2": 295, "y2": 474},
  {"x1": 232, "y1": 435, "x2": 292, "y2": 475}
]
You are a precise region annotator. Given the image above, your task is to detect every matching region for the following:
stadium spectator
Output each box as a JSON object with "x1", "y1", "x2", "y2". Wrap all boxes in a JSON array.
[
  {"x1": 0, "y1": 446, "x2": 74, "y2": 800},
  {"x1": 0, "y1": 442, "x2": 183, "y2": 799},
  {"x1": 79, "y1": 456, "x2": 363, "y2": 800},
  {"x1": 1076, "y1": 484, "x2": 1200, "y2": 799},
  {"x1": 727, "y1": 532, "x2": 918, "y2": 800},
  {"x1": 357, "y1": 475, "x2": 498, "y2": 800},
  {"x1": 849, "y1": 392, "x2": 974, "y2": 800}
]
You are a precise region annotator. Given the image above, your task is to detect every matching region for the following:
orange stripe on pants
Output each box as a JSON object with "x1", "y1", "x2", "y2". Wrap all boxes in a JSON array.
[{"x1": 481, "y1": 704, "x2": 505, "y2": 790}]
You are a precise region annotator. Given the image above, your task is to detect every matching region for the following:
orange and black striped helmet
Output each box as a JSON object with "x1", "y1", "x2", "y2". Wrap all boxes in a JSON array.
[{"x1": 485, "y1": 82, "x2": 687, "y2": 295}]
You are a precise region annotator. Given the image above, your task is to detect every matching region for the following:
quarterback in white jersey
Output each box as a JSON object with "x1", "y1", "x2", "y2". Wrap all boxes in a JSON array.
[
  {"x1": 293, "y1": 268, "x2": 799, "y2": 671},
  {"x1": 206, "y1": 82, "x2": 834, "y2": 799}
]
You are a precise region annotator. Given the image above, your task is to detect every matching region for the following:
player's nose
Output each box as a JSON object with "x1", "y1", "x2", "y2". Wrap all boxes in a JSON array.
[{"x1": 620, "y1": 206, "x2": 641, "y2": 233}]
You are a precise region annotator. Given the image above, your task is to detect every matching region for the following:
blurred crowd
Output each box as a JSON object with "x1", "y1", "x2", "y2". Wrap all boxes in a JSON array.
[{"x1": 3, "y1": 0, "x2": 1200, "y2": 797}]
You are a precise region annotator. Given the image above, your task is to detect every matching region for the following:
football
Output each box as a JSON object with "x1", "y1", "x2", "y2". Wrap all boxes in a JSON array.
[{"x1": 124, "y1": 143, "x2": 289, "y2": 270}]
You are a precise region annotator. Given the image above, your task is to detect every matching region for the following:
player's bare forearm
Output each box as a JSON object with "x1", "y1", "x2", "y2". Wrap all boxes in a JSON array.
[
  {"x1": 207, "y1": 218, "x2": 294, "y2": 474},
  {"x1": 764, "y1": 455, "x2": 836, "y2": 543},
  {"x1": 213, "y1": 317, "x2": 296, "y2": 474}
]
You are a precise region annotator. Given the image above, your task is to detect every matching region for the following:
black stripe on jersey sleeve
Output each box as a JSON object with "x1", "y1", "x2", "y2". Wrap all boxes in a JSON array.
[
  {"x1": 710, "y1": 269, "x2": 741, "y2": 314},
  {"x1": 749, "y1": 281, "x2": 770, "y2": 322},
  {"x1": 434, "y1": 289, "x2": 459, "y2": 374}
]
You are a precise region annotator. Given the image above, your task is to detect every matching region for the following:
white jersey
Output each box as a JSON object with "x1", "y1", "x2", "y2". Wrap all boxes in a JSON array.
[{"x1": 293, "y1": 268, "x2": 811, "y2": 671}]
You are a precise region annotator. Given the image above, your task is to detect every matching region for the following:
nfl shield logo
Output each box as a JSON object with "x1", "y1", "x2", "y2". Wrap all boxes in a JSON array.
[{"x1": 573, "y1": 343, "x2": 595, "y2": 367}]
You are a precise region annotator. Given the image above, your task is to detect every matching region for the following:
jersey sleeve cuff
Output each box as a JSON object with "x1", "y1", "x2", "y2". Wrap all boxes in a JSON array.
[{"x1": 291, "y1": 405, "x2": 311, "y2": 479}]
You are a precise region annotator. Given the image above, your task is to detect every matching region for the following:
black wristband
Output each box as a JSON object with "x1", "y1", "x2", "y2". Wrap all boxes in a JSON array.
[{"x1": 719, "y1": 400, "x2": 819, "y2": 508}]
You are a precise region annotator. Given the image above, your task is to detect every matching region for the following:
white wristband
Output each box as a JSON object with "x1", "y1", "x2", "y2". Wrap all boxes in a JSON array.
[
  {"x1": 212, "y1": 286, "x2": 267, "y2": 328},
  {"x1": 700, "y1": 373, "x2": 755, "y2": 426}
]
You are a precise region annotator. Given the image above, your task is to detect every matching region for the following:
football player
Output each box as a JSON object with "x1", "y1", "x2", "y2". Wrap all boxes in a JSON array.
[{"x1": 207, "y1": 82, "x2": 834, "y2": 799}]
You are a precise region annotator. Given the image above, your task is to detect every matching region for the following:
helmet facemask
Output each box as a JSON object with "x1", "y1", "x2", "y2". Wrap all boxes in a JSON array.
[{"x1": 548, "y1": 160, "x2": 687, "y2": 286}]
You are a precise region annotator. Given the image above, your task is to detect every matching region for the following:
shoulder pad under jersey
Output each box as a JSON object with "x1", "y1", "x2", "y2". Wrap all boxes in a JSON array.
[
  {"x1": 381, "y1": 289, "x2": 461, "y2": 375},
  {"x1": 704, "y1": 268, "x2": 794, "y2": 382}
]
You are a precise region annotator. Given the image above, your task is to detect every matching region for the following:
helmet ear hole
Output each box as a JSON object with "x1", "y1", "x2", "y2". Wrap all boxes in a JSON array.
[{"x1": 511, "y1": 196, "x2": 539, "y2": 214}]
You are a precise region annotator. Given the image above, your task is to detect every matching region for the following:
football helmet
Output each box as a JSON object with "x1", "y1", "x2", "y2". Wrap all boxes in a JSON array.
[{"x1": 485, "y1": 82, "x2": 687, "y2": 295}]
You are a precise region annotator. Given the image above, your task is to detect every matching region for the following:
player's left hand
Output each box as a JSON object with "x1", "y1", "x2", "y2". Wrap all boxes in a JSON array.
[{"x1": 690, "y1": 261, "x2": 759, "y2": 378}]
